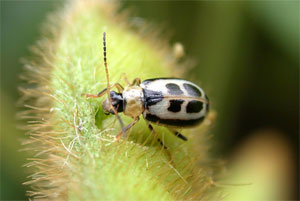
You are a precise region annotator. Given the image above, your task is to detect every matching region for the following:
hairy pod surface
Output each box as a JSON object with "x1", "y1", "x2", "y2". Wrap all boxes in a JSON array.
[{"x1": 20, "y1": 0, "x2": 219, "y2": 200}]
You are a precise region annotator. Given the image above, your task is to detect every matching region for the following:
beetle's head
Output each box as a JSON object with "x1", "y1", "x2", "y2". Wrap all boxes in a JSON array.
[{"x1": 102, "y1": 91, "x2": 124, "y2": 115}]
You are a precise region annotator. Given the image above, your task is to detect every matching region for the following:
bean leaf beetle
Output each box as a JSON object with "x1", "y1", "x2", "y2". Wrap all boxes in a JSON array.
[{"x1": 83, "y1": 32, "x2": 209, "y2": 153}]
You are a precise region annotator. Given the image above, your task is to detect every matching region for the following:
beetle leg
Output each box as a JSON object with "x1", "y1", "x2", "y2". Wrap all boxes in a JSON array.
[
  {"x1": 113, "y1": 83, "x2": 124, "y2": 93},
  {"x1": 120, "y1": 73, "x2": 131, "y2": 86},
  {"x1": 147, "y1": 123, "x2": 173, "y2": 163},
  {"x1": 168, "y1": 128, "x2": 188, "y2": 141},
  {"x1": 82, "y1": 88, "x2": 107, "y2": 98},
  {"x1": 115, "y1": 117, "x2": 140, "y2": 141},
  {"x1": 147, "y1": 124, "x2": 168, "y2": 149},
  {"x1": 82, "y1": 83, "x2": 124, "y2": 98},
  {"x1": 131, "y1": 78, "x2": 141, "y2": 86}
]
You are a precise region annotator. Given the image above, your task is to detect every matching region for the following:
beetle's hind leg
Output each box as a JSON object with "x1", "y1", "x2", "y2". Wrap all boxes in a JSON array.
[
  {"x1": 147, "y1": 123, "x2": 173, "y2": 164},
  {"x1": 168, "y1": 128, "x2": 188, "y2": 141}
]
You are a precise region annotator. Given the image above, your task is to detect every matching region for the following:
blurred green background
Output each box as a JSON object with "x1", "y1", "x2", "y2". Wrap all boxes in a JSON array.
[{"x1": 1, "y1": 1, "x2": 298, "y2": 200}]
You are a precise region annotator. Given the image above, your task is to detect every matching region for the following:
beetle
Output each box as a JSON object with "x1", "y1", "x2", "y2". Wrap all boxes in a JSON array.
[{"x1": 83, "y1": 32, "x2": 209, "y2": 151}]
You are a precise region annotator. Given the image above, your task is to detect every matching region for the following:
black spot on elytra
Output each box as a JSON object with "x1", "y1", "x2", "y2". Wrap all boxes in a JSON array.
[
  {"x1": 167, "y1": 100, "x2": 184, "y2": 113},
  {"x1": 166, "y1": 83, "x2": 183, "y2": 95},
  {"x1": 205, "y1": 94, "x2": 209, "y2": 112},
  {"x1": 183, "y1": 83, "x2": 202, "y2": 97},
  {"x1": 143, "y1": 89, "x2": 163, "y2": 109},
  {"x1": 186, "y1": 100, "x2": 203, "y2": 113},
  {"x1": 145, "y1": 113, "x2": 161, "y2": 124},
  {"x1": 145, "y1": 113, "x2": 205, "y2": 127}
]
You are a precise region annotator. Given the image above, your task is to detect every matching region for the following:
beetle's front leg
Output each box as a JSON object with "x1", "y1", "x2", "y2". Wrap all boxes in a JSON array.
[
  {"x1": 120, "y1": 73, "x2": 130, "y2": 86},
  {"x1": 82, "y1": 88, "x2": 107, "y2": 98},
  {"x1": 82, "y1": 83, "x2": 124, "y2": 98},
  {"x1": 131, "y1": 78, "x2": 141, "y2": 86},
  {"x1": 115, "y1": 116, "x2": 140, "y2": 141}
]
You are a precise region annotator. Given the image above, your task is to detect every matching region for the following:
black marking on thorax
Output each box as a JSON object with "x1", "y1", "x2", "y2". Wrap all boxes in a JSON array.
[
  {"x1": 183, "y1": 83, "x2": 202, "y2": 97},
  {"x1": 168, "y1": 99, "x2": 184, "y2": 113},
  {"x1": 186, "y1": 100, "x2": 203, "y2": 113},
  {"x1": 143, "y1": 89, "x2": 163, "y2": 109},
  {"x1": 165, "y1": 83, "x2": 183, "y2": 95}
]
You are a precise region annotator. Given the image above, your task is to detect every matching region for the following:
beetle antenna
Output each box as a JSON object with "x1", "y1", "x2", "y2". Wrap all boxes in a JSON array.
[
  {"x1": 102, "y1": 32, "x2": 125, "y2": 136},
  {"x1": 103, "y1": 32, "x2": 111, "y2": 101}
]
